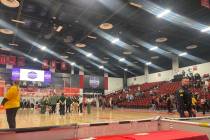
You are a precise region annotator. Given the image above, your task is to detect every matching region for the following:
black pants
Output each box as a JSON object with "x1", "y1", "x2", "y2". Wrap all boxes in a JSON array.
[
  {"x1": 79, "y1": 103, "x2": 83, "y2": 113},
  {"x1": 51, "y1": 105, "x2": 56, "y2": 114},
  {"x1": 66, "y1": 104, "x2": 70, "y2": 113},
  {"x1": 60, "y1": 104, "x2": 65, "y2": 115},
  {"x1": 6, "y1": 108, "x2": 18, "y2": 129},
  {"x1": 202, "y1": 104, "x2": 207, "y2": 115}
]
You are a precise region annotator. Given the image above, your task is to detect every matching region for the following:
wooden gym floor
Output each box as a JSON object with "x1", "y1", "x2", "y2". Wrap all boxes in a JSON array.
[{"x1": 0, "y1": 108, "x2": 180, "y2": 129}]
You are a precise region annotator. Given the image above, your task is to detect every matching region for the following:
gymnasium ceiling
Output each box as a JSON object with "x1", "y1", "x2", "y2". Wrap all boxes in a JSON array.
[{"x1": 0, "y1": 0, "x2": 210, "y2": 77}]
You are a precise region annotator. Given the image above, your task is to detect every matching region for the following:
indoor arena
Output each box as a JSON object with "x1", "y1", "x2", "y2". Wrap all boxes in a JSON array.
[{"x1": 0, "y1": 0, "x2": 210, "y2": 140}]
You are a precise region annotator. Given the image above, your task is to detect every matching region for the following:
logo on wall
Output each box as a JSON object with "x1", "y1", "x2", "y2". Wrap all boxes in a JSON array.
[
  {"x1": 28, "y1": 71, "x2": 37, "y2": 79},
  {"x1": 89, "y1": 76, "x2": 100, "y2": 89}
]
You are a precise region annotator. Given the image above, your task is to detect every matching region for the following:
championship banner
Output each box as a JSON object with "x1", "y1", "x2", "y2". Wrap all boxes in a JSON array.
[
  {"x1": 42, "y1": 59, "x2": 49, "y2": 69},
  {"x1": 0, "y1": 55, "x2": 6, "y2": 65},
  {"x1": 61, "y1": 62, "x2": 68, "y2": 71},
  {"x1": 17, "y1": 57, "x2": 25, "y2": 67},
  {"x1": 6, "y1": 56, "x2": 16, "y2": 65},
  {"x1": 201, "y1": 0, "x2": 210, "y2": 8},
  {"x1": 50, "y1": 60, "x2": 56, "y2": 69}
]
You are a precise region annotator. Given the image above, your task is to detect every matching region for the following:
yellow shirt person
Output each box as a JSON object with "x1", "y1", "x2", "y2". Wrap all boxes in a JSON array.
[
  {"x1": 1, "y1": 81, "x2": 20, "y2": 128},
  {"x1": 4, "y1": 85, "x2": 20, "y2": 109}
]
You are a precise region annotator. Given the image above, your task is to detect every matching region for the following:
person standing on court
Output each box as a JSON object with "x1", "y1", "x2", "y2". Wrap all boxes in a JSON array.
[
  {"x1": 59, "y1": 93, "x2": 66, "y2": 116},
  {"x1": 176, "y1": 78, "x2": 193, "y2": 118},
  {"x1": 78, "y1": 95, "x2": 83, "y2": 114},
  {"x1": 49, "y1": 93, "x2": 58, "y2": 114},
  {"x1": 1, "y1": 81, "x2": 20, "y2": 129},
  {"x1": 66, "y1": 96, "x2": 72, "y2": 113}
]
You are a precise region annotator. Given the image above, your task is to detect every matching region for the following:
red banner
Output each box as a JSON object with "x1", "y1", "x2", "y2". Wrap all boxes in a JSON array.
[
  {"x1": 17, "y1": 57, "x2": 25, "y2": 67},
  {"x1": 201, "y1": 0, "x2": 210, "y2": 8},
  {"x1": 42, "y1": 59, "x2": 49, "y2": 69},
  {"x1": 104, "y1": 77, "x2": 108, "y2": 90},
  {"x1": 7, "y1": 56, "x2": 16, "y2": 65},
  {"x1": 0, "y1": 55, "x2": 6, "y2": 64},
  {"x1": 61, "y1": 62, "x2": 68, "y2": 71},
  {"x1": 50, "y1": 60, "x2": 56, "y2": 69}
]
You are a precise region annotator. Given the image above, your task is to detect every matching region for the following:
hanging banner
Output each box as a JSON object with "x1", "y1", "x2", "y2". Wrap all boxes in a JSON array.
[
  {"x1": 61, "y1": 62, "x2": 67, "y2": 71},
  {"x1": 6, "y1": 56, "x2": 16, "y2": 65},
  {"x1": 42, "y1": 59, "x2": 49, "y2": 69},
  {"x1": 17, "y1": 57, "x2": 25, "y2": 67},
  {"x1": 0, "y1": 55, "x2": 6, "y2": 64},
  {"x1": 50, "y1": 60, "x2": 56, "y2": 69},
  {"x1": 201, "y1": 0, "x2": 210, "y2": 8}
]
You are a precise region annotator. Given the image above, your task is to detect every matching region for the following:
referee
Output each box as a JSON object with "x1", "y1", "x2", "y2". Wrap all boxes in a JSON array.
[{"x1": 1, "y1": 80, "x2": 20, "y2": 129}]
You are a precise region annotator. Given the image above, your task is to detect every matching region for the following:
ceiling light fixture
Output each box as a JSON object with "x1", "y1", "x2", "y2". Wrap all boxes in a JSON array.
[
  {"x1": 86, "y1": 53, "x2": 93, "y2": 57},
  {"x1": 75, "y1": 43, "x2": 86, "y2": 48},
  {"x1": 11, "y1": 19, "x2": 25, "y2": 24},
  {"x1": 56, "y1": 26, "x2": 63, "y2": 32},
  {"x1": 179, "y1": 52, "x2": 187, "y2": 56},
  {"x1": 149, "y1": 46, "x2": 158, "y2": 51},
  {"x1": 8, "y1": 43, "x2": 18, "y2": 46},
  {"x1": 1, "y1": 0, "x2": 20, "y2": 8},
  {"x1": 66, "y1": 52, "x2": 75, "y2": 55},
  {"x1": 99, "y1": 23, "x2": 113, "y2": 30},
  {"x1": 186, "y1": 45, "x2": 198, "y2": 50},
  {"x1": 71, "y1": 62, "x2": 75, "y2": 66},
  {"x1": 111, "y1": 38, "x2": 119, "y2": 44},
  {"x1": 201, "y1": 27, "x2": 210, "y2": 33},
  {"x1": 146, "y1": 62, "x2": 152, "y2": 65},
  {"x1": 99, "y1": 65, "x2": 104, "y2": 69},
  {"x1": 129, "y1": 2, "x2": 143, "y2": 8},
  {"x1": 41, "y1": 46, "x2": 46, "y2": 51},
  {"x1": 33, "y1": 58, "x2": 38, "y2": 61},
  {"x1": 151, "y1": 56, "x2": 159, "y2": 59},
  {"x1": 119, "y1": 58, "x2": 125, "y2": 62},
  {"x1": 61, "y1": 55, "x2": 68, "y2": 59},
  {"x1": 0, "y1": 29, "x2": 14, "y2": 35},
  {"x1": 124, "y1": 68, "x2": 128, "y2": 71},
  {"x1": 155, "y1": 37, "x2": 168, "y2": 43},
  {"x1": 87, "y1": 35, "x2": 97, "y2": 39},
  {"x1": 157, "y1": 9, "x2": 171, "y2": 18}
]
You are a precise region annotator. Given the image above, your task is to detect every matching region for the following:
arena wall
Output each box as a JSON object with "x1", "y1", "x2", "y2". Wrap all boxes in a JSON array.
[{"x1": 128, "y1": 62, "x2": 210, "y2": 86}]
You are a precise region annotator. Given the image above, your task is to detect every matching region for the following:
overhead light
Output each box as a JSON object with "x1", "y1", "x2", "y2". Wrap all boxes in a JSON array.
[
  {"x1": 186, "y1": 45, "x2": 198, "y2": 50},
  {"x1": 151, "y1": 56, "x2": 159, "y2": 59},
  {"x1": 66, "y1": 51, "x2": 75, "y2": 55},
  {"x1": 71, "y1": 62, "x2": 75, "y2": 66},
  {"x1": 87, "y1": 35, "x2": 97, "y2": 39},
  {"x1": 149, "y1": 46, "x2": 158, "y2": 51},
  {"x1": 99, "y1": 65, "x2": 104, "y2": 69},
  {"x1": 124, "y1": 68, "x2": 128, "y2": 71},
  {"x1": 11, "y1": 19, "x2": 25, "y2": 24},
  {"x1": 99, "y1": 23, "x2": 113, "y2": 30},
  {"x1": 61, "y1": 55, "x2": 69, "y2": 59},
  {"x1": 119, "y1": 58, "x2": 125, "y2": 62},
  {"x1": 0, "y1": 29, "x2": 14, "y2": 35},
  {"x1": 201, "y1": 27, "x2": 210, "y2": 33},
  {"x1": 86, "y1": 53, "x2": 93, "y2": 57},
  {"x1": 9, "y1": 43, "x2": 18, "y2": 46},
  {"x1": 157, "y1": 9, "x2": 171, "y2": 18},
  {"x1": 1, "y1": 0, "x2": 20, "y2": 8},
  {"x1": 0, "y1": 47, "x2": 11, "y2": 51},
  {"x1": 133, "y1": 61, "x2": 138, "y2": 64},
  {"x1": 33, "y1": 58, "x2": 38, "y2": 61},
  {"x1": 112, "y1": 38, "x2": 119, "y2": 44},
  {"x1": 56, "y1": 26, "x2": 63, "y2": 32},
  {"x1": 41, "y1": 46, "x2": 46, "y2": 51},
  {"x1": 179, "y1": 52, "x2": 187, "y2": 56},
  {"x1": 101, "y1": 60, "x2": 108, "y2": 64},
  {"x1": 131, "y1": 44, "x2": 140, "y2": 48},
  {"x1": 75, "y1": 43, "x2": 86, "y2": 48},
  {"x1": 123, "y1": 51, "x2": 132, "y2": 55},
  {"x1": 155, "y1": 37, "x2": 168, "y2": 43},
  {"x1": 129, "y1": 2, "x2": 143, "y2": 8},
  {"x1": 146, "y1": 62, "x2": 152, "y2": 65}
]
